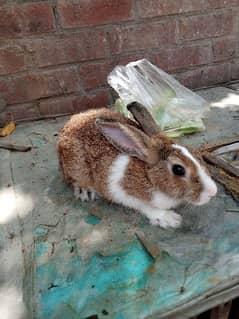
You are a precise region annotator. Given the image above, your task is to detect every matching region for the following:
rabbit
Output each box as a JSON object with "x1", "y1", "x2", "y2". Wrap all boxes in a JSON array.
[{"x1": 57, "y1": 102, "x2": 217, "y2": 229}]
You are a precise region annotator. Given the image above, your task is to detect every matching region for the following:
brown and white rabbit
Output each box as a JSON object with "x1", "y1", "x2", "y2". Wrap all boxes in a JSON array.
[{"x1": 57, "y1": 102, "x2": 217, "y2": 228}]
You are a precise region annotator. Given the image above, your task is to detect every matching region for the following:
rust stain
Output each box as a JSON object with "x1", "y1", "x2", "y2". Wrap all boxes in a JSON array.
[
  {"x1": 208, "y1": 276, "x2": 222, "y2": 284},
  {"x1": 147, "y1": 265, "x2": 156, "y2": 273},
  {"x1": 135, "y1": 232, "x2": 160, "y2": 259},
  {"x1": 89, "y1": 206, "x2": 104, "y2": 219}
]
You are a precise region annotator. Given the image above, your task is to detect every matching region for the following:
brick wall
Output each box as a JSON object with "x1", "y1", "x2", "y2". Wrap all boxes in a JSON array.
[{"x1": 0, "y1": 0, "x2": 239, "y2": 123}]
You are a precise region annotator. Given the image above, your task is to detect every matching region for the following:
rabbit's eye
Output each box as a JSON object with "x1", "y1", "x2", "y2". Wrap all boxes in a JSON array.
[{"x1": 172, "y1": 164, "x2": 185, "y2": 176}]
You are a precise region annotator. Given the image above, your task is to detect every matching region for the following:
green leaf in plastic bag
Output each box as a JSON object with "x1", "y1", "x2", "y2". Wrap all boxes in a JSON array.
[
  {"x1": 164, "y1": 119, "x2": 205, "y2": 138},
  {"x1": 113, "y1": 98, "x2": 130, "y2": 117},
  {"x1": 113, "y1": 99, "x2": 205, "y2": 138}
]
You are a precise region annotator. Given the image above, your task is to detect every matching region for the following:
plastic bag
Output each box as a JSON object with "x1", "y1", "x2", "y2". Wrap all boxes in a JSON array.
[{"x1": 107, "y1": 59, "x2": 210, "y2": 137}]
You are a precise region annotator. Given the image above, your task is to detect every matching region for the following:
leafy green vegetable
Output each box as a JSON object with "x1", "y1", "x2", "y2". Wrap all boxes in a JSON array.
[{"x1": 113, "y1": 99, "x2": 205, "y2": 138}]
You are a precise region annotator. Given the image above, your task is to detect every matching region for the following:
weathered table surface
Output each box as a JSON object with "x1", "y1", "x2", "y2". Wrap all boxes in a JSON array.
[{"x1": 0, "y1": 86, "x2": 239, "y2": 319}]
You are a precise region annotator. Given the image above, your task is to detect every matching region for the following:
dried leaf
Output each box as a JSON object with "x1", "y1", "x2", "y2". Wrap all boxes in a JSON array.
[{"x1": 0, "y1": 121, "x2": 16, "y2": 137}]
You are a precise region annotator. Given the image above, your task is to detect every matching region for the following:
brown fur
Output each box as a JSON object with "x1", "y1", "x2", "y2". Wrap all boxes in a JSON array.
[
  {"x1": 122, "y1": 158, "x2": 152, "y2": 201},
  {"x1": 58, "y1": 108, "x2": 140, "y2": 200}
]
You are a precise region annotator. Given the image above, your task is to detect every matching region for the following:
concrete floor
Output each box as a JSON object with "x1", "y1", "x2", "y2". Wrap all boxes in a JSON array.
[{"x1": 0, "y1": 86, "x2": 239, "y2": 319}]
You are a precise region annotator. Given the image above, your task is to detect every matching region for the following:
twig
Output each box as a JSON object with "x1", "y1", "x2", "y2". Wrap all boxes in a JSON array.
[
  {"x1": 0, "y1": 142, "x2": 32, "y2": 152},
  {"x1": 225, "y1": 209, "x2": 239, "y2": 213}
]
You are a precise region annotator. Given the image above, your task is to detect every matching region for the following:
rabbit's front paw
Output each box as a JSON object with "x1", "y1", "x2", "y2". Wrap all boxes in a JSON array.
[{"x1": 150, "y1": 210, "x2": 182, "y2": 229}]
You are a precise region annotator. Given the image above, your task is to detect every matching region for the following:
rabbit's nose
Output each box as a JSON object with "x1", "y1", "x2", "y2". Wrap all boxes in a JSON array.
[{"x1": 207, "y1": 182, "x2": 217, "y2": 198}]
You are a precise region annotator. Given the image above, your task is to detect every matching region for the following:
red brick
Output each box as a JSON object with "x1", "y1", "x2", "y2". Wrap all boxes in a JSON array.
[
  {"x1": 0, "y1": 2, "x2": 56, "y2": 38},
  {"x1": 39, "y1": 91, "x2": 110, "y2": 116},
  {"x1": 0, "y1": 103, "x2": 40, "y2": 125},
  {"x1": 111, "y1": 53, "x2": 148, "y2": 66},
  {"x1": 212, "y1": 37, "x2": 236, "y2": 62},
  {"x1": 153, "y1": 45, "x2": 212, "y2": 72},
  {"x1": 109, "y1": 21, "x2": 177, "y2": 55},
  {"x1": 0, "y1": 46, "x2": 27, "y2": 75},
  {"x1": 0, "y1": 67, "x2": 81, "y2": 104},
  {"x1": 231, "y1": 59, "x2": 239, "y2": 80},
  {"x1": 175, "y1": 63, "x2": 231, "y2": 89},
  {"x1": 179, "y1": 11, "x2": 234, "y2": 41},
  {"x1": 30, "y1": 32, "x2": 107, "y2": 67},
  {"x1": 206, "y1": 0, "x2": 239, "y2": 9},
  {"x1": 0, "y1": 80, "x2": 11, "y2": 103},
  {"x1": 57, "y1": 0, "x2": 133, "y2": 28},
  {"x1": 80, "y1": 62, "x2": 112, "y2": 90},
  {"x1": 236, "y1": 10, "x2": 239, "y2": 41},
  {"x1": 138, "y1": 0, "x2": 204, "y2": 18}
]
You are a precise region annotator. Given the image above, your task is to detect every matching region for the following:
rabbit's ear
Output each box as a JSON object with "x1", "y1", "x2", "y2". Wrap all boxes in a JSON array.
[
  {"x1": 127, "y1": 101, "x2": 160, "y2": 137},
  {"x1": 95, "y1": 118, "x2": 159, "y2": 165}
]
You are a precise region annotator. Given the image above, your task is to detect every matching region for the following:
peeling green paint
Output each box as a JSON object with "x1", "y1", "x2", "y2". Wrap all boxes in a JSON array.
[
  {"x1": 35, "y1": 226, "x2": 48, "y2": 237},
  {"x1": 86, "y1": 215, "x2": 101, "y2": 225},
  {"x1": 35, "y1": 240, "x2": 153, "y2": 319}
]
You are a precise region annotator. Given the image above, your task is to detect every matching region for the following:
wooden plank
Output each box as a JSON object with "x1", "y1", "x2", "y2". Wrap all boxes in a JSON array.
[
  {"x1": 210, "y1": 301, "x2": 232, "y2": 319},
  {"x1": 206, "y1": 164, "x2": 239, "y2": 201},
  {"x1": 201, "y1": 136, "x2": 239, "y2": 152},
  {"x1": 203, "y1": 152, "x2": 239, "y2": 178}
]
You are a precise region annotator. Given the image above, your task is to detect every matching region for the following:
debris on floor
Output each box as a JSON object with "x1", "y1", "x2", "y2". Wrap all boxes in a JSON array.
[{"x1": 0, "y1": 120, "x2": 16, "y2": 137}]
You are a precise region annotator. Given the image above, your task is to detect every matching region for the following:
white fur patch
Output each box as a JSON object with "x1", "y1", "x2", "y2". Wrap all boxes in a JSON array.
[
  {"x1": 108, "y1": 154, "x2": 147, "y2": 211},
  {"x1": 108, "y1": 154, "x2": 182, "y2": 228},
  {"x1": 172, "y1": 144, "x2": 217, "y2": 205},
  {"x1": 147, "y1": 209, "x2": 182, "y2": 228},
  {"x1": 151, "y1": 191, "x2": 180, "y2": 210}
]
